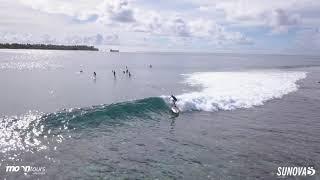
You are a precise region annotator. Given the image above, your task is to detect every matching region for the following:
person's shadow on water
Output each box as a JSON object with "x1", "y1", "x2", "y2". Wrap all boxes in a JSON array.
[{"x1": 169, "y1": 112, "x2": 179, "y2": 133}]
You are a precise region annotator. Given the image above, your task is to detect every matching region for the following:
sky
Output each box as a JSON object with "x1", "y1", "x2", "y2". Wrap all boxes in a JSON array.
[{"x1": 0, "y1": 0, "x2": 320, "y2": 54}]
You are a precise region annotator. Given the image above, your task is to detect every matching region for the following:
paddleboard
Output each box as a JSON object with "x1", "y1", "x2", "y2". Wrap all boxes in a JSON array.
[{"x1": 171, "y1": 106, "x2": 180, "y2": 114}]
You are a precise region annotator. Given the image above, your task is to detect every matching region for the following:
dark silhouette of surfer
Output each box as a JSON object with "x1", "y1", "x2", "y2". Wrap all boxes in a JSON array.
[{"x1": 171, "y1": 95, "x2": 178, "y2": 106}]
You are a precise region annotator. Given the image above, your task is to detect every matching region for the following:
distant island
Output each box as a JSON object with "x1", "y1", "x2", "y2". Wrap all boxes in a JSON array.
[{"x1": 0, "y1": 43, "x2": 99, "y2": 51}]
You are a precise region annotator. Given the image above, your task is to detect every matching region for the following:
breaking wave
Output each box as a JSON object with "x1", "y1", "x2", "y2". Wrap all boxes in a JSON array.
[
  {"x1": 175, "y1": 71, "x2": 307, "y2": 111},
  {"x1": 0, "y1": 70, "x2": 307, "y2": 157},
  {"x1": 0, "y1": 97, "x2": 169, "y2": 156}
]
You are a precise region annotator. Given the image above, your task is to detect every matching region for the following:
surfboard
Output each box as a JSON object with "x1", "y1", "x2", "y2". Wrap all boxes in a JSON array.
[{"x1": 171, "y1": 106, "x2": 180, "y2": 114}]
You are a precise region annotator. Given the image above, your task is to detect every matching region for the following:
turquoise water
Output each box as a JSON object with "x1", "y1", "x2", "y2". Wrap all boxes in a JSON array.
[{"x1": 0, "y1": 50, "x2": 320, "y2": 179}]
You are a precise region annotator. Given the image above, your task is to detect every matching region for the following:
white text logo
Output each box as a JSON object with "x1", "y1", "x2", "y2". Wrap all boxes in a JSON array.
[
  {"x1": 277, "y1": 166, "x2": 315, "y2": 177},
  {"x1": 5, "y1": 165, "x2": 46, "y2": 175}
]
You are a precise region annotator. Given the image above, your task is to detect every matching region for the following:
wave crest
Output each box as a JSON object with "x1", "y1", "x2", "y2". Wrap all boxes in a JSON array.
[{"x1": 0, "y1": 97, "x2": 169, "y2": 156}]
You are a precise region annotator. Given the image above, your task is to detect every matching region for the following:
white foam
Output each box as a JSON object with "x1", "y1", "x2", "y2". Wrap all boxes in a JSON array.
[{"x1": 176, "y1": 71, "x2": 307, "y2": 112}]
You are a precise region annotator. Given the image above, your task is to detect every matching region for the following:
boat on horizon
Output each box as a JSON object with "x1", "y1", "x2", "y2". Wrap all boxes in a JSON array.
[{"x1": 110, "y1": 49, "x2": 119, "y2": 52}]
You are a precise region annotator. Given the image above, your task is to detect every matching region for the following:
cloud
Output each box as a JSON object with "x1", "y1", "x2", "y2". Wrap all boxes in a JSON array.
[
  {"x1": 198, "y1": 5, "x2": 210, "y2": 12},
  {"x1": 97, "y1": 0, "x2": 135, "y2": 24},
  {"x1": 15, "y1": 0, "x2": 252, "y2": 47},
  {"x1": 268, "y1": 9, "x2": 300, "y2": 33},
  {"x1": 201, "y1": 0, "x2": 316, "y2": 33},
  {"x1": 20, "y1": 0, "x2": 135, "y2": 24},
  {"x1": 8, "y1": 0, "x2": 320, "y2": 53},
  {"x1": 0, "y1": 32, "x2": 34, "y2": 44},
  {"x1": 132, "y1": 11, "x2": 252, "y2": 45},
  {"x1": 19, "y1": 0, "x2": 97, "y2": 20},
  {"x1": 17, "y1": 0, "x2": 250, "y2": 44},
  {"x1": 171, "y1": 18, "x2": 191, "y2": 37},
  {"x1": 0, "y1": 0, "x2": 320, "y2": 52},
  {"x1": 0, "y1": 32, "x2": 119, "y2": 46},
  {"x1": 294, "y1": 28, "x2": 320, "y2": 53},
  {"x1": 69, "y1": 34, "x2": 120, "y2": 45}
]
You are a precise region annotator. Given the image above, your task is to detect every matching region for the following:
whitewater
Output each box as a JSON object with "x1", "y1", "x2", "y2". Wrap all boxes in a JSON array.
[{"x1": 176, "y1": 71, "x2": 307, "y2": 112}]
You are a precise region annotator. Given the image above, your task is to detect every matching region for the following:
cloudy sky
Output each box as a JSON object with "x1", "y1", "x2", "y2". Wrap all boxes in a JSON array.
[{"x1": 0, "y1": 0, "x2": 320, "y2": 54}]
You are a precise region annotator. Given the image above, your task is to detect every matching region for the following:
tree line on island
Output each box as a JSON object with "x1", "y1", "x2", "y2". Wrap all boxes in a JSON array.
[{"x1": 0, "y1": 43, "x2": 99, "y2": 51}]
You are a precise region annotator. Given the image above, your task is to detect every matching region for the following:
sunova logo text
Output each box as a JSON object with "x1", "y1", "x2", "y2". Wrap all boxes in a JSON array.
[
  {"x1": 6, "y1": 165, "x2": 46, "y2": 175},
  {"x1": 277, "y1": 166, "x2": 315, "y2": 177}
]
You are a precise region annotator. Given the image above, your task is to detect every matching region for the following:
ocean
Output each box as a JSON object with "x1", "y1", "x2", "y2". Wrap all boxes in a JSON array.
[{"x1": 0, "y1": 49, "x2": 319, "y2": 179}]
